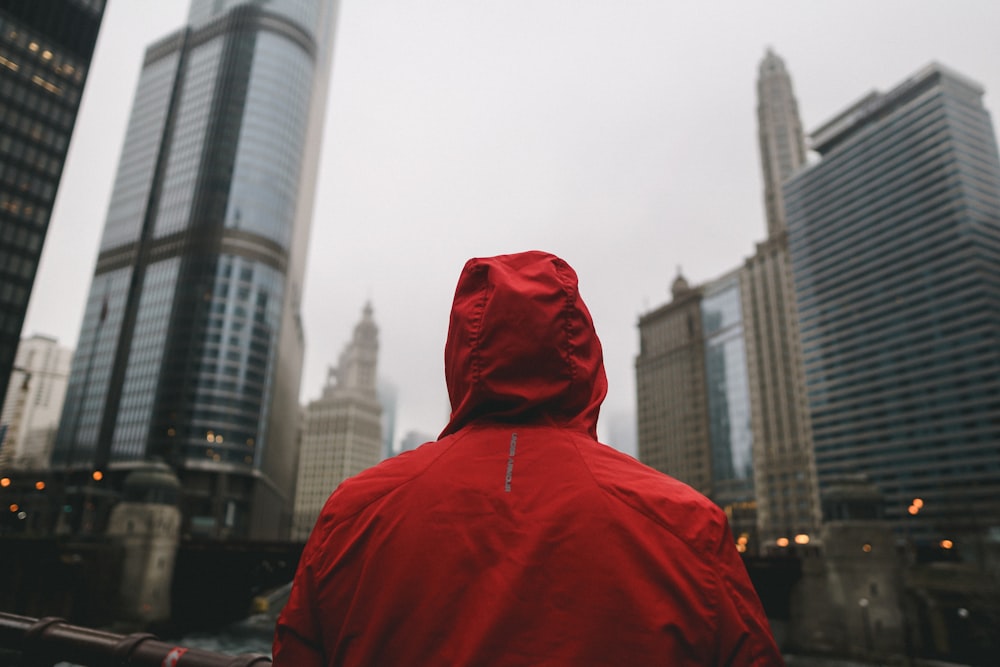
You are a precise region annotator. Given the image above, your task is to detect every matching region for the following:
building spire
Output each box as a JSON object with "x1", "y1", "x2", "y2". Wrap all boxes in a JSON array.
[{"x1": 756, "y1": 48, "x2": 807, "y2": 238}]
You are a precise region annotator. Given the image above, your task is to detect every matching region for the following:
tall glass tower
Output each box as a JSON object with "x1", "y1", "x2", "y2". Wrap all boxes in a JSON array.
[
  {"x1": 785, "y1": 63, "x2": 1000, "y2": 545},
  {"x1": 52, "y1": 0, "x2": 339, "y2": 539},
  {"x1": 702, "y1": 270, "x2": 757, "y2": 545}
]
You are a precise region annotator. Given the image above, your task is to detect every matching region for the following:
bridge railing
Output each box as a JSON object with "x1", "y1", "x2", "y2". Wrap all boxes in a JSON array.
[{"x1": 0, "y1": 613, "x2": 271, "y2": 666}]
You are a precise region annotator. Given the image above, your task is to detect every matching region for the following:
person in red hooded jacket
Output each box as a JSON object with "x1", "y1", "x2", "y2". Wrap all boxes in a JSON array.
[{"x1": 273, "y1": 250, "x2": 783, "y2": 666}]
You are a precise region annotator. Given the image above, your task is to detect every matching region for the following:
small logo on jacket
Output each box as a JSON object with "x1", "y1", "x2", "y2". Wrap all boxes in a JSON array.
[{"x1": 505, "y1": 432, "x2": 518, "y2": 492}]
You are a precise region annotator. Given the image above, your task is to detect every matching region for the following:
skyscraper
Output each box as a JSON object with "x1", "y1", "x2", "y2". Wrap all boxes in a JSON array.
[
  {"x1": 784, "y1": 63, "x2": 1000, "y2": 543},
  {"x1": 0, "y1": 1, "x2": 105, "y2": 410},
  {"x1": 702, "y1": 270, "x2": 756, "y2": 542},
  {"x1": 52, "y1": 0, "x2": 339, "y2": 539},
  {"x1": 291, "y1": 303, "x2": 381, "y2": 541},
  {"x1": 757, "y1": 47, "x2": 807, "y2": 238},
  {"x1": 636, "y1": 273, "x2": 712, "y2": 495},
  {"x1": 742, "y1": 48, "x2": 821, "y2": 548},
  {"x1": 636, "y1": 270, "x2": 757, "y2": 543}
]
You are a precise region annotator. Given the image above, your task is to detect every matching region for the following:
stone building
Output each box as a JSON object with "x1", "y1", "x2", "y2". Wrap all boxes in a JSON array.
[{"x1": 291, "y1": 303, "x2": 382, "y2": 541}]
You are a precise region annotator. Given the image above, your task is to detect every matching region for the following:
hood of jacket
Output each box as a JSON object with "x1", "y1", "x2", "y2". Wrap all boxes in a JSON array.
[{"x1": 440, "y1": 251, "x2": 607, "y2": 439}]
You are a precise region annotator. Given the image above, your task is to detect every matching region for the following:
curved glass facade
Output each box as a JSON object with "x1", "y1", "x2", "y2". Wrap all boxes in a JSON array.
[
  {"x1": 153, "y1": 39, "x2": 223, "y2": 239},
  {"x1": 173, "y1": 256, "x2": 283, "y2": 467},
  {"x1": 224, "y1": 32, "x2": 311, "y2": 247},
  {"x1": 702, "y1": 272, "x2": 754, "y2": 495},
  {"x1": 100, "y1": 53, "x2": 178, "y2": 251},
  {"x1": 54, "y1": 266, "x2": 132, "y2": 464},
  {"x1": 188, "y1": 0, "x2": 323, "y2": 38}
]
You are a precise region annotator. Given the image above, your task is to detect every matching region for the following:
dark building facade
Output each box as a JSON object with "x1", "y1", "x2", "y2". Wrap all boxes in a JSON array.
[
  {"x1": 0, "y1": 0, "x2": 106, "y2": 410},
  {"x1": 784, "y1": 63, "x2": 1000, "y2": 545},
  {"x1": 51, "y1": 0, "x2": 339, "y2": 540}
]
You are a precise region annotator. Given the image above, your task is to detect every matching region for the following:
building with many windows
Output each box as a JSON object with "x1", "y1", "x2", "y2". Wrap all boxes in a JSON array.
[
  {"x1": 0, "y1": 334, "x2": 72, "y2": 470},
  {"x1": 702, "y1": 271, "x2": 756, "y2": 543},
  {"x1": 784, "y1": 63, "x2": 1000, "y2": 544},
  {"x1": 743, "y1": 49, "x2": 821, "y2": 549},
  {"x1": 636, "y1": 270, "x2": 758, "y2": 542},
  {"x1": 0, "y1": 1, "x2": 105, "y2": 410},
  {"x1": 51, "y1": 0, "x2": 340, "y2": 539},
  {"x1": 291, "y1": 303, "x2": 382, "y2": 541},
  {"x1": 636, "y1": 273, "x2": 711, "y2": 495}
]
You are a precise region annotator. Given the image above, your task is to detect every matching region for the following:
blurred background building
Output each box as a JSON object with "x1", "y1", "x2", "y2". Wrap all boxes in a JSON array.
[
  {"x1": 0, "y1": 0, "x2": 106, "y2": 411},
  {"x1": 0, "y1": 334, "x2": 72, "y2": 470},
  {"x1": 785, "y1": 62, "x2": 1000, "y2": 548},
  {"x1": 49, "y1": 0, "x2": 340, "y2": 539},
  {"x1": 635, "y1": 49, "x2": 822, "y2": 553},
  {"x1": 742, "y1": 48, "x2": 822, "y2": 550},
  {"x1": 291, "y1": 303, "x2": 381, "y2": 541}
]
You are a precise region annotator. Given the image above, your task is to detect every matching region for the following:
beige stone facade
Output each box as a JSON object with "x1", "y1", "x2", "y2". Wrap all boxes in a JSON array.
[
  {"x1": 291, "y1": 304, "x2": 382, "y2": 541},
  {"x1": 741, "y1": 236, "x2": 821, "y2": 548},
  {"x1": 635, "y1": 275, "x2": 712, "y2": 495}
]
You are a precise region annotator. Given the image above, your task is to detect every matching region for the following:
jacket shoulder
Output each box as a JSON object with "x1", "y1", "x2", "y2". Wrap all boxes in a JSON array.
[
  {"x1": 578, "y1": 440, "x2": 731, "y2": 556},
  {"x1": 311, "y1": 437, "x2": 455, "y2": 532}
]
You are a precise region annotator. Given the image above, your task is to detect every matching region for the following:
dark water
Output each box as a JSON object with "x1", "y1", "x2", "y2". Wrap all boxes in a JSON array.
[{"x1": 176, "y1": 614, "x2": 274, "y2": 658}]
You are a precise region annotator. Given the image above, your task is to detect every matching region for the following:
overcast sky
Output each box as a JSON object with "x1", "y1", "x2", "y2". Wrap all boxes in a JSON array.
[{"x1": 21, "y1": 1, "x2": 1000, "y2": 453}]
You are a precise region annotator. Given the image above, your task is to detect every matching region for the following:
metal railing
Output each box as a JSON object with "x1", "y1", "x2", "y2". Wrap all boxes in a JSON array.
[{"x1": 0, "y1": 613, "x2": 271, "y2": 666}]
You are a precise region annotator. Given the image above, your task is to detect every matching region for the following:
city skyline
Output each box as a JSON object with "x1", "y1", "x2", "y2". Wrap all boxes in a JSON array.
[{"x1": 20, "y1": 1, "x2": 1000, "y2": 450}]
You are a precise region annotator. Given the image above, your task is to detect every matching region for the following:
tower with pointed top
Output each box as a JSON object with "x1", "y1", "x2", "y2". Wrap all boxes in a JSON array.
[
  {"x1": 757, "y1": 48, "x2": 807, "y2": 239},
  {"x1": 291, "y1": 303, "x2": 382, "y2": 541},
  {"x1": 741, "y1": 49, "x2": 821, "y2": 550}
]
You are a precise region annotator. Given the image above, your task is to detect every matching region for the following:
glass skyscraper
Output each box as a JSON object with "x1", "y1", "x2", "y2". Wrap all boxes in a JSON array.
[
  {"x1": 0, "y1": 1, "x2": 105, "y2": 410},
  {"x1": 784, "y1": 63, "x2": 1000, "y2": 544},
  {"x1": 702, "y1": 271, "x2": 756, "y2": 543},
  {"x1": 52, "y1": 0, "x2": 339, "y2": 539}
]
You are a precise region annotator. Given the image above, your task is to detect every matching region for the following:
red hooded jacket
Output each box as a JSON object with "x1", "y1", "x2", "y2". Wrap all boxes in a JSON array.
[{"x1": 273, "y1": 251, "x2": 783, "y2": 666}]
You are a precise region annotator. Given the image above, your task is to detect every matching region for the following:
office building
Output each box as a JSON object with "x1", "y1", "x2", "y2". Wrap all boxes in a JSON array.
[
  {"x1": 0, "y1": 334, "x2": 72, "y2": 470},
  {"x1": 702, "y1": 271, "x2": 757, "y2": 542},
  {"x1": 291, "y1": 303, "x2": 381, "y2": 541},
  {"x1": 51, "y1": 0, "x2": 339, "y2": 539},
  {"x1": 784, "y1": 63, "x2": 1000, "y2": 543},
  {"x1": 0, "y1": 1, "x2": 105, "y2": 410},
  {"x1": 743, "y1": 49, "x2": 822, "y2": 548},
  {"x1": 636, "y1": 271, "x2": 758, "y2": 542},
  {"x1": 636, "y1": 273, "x2": 711, "y2": 494}
]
